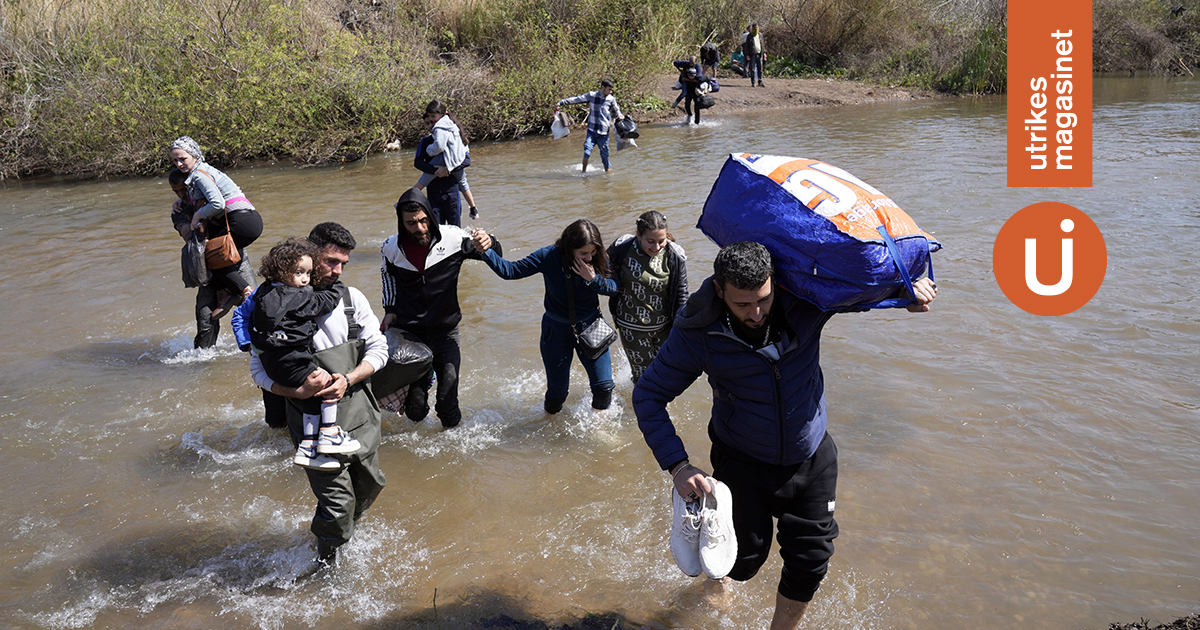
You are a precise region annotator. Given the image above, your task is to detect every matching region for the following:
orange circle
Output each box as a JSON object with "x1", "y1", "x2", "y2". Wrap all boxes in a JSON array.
[{"x1": 992, "y1": 202, "x2": 1107, "y2": 316}]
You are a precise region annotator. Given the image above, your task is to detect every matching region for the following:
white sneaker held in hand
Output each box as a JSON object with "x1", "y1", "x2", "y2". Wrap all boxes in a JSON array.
[
  {"x1": 699, "y1": 477, "x2": 737, "y2": 579},
  {"x1": 670, "y1": 488, "x2": 704, "y2": 577}
]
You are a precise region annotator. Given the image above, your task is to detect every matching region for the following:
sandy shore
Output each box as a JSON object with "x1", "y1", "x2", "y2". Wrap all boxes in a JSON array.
[{"x1": 632, "y1": 73, "x2": 939, "y2": 125}]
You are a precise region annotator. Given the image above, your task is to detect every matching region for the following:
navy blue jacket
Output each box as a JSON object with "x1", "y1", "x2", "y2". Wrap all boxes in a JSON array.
[
  {"x1": 481, "y1": 245, "x2": 618, "y2": 325},
  {"x1": 633, "y1": 277, "x2": 840, "y2": 469}
]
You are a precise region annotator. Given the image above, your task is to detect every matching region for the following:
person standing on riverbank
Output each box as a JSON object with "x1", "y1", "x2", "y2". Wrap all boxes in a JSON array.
[
  {"x1": 556, "y1": 79, "x2": 627, "y2": 173},
  {"x1": 700, "y1": 42, "x2": 720, "y2": 78},
  {"x1": 741, "y1": 24, "x2": 765, "y2": 87},
  {"x1": 380, "y1": 188, "x2": 500, "y2": 428},
  {"x1": 249, "y1": 222, "x2": 388, "y2": 568},
  {"x1": 634, "y1": 241, "x2": 937, "y2": 630}
]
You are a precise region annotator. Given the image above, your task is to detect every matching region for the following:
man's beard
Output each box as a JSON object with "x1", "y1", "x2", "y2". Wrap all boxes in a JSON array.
[
  {"x1": 404, "y1": 229, "x2": 432, "y2": 246},
  {"x1": 727, "y1": 310, "x2": 770, "y2": 346}
]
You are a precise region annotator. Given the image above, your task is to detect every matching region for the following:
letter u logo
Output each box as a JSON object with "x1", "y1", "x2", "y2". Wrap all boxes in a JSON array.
[{"x1": 1025, "y1": 219, "x2": 1075, "y2": 296}]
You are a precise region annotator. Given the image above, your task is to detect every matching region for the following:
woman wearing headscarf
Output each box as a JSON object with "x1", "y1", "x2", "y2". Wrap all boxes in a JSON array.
[
  {"x1": 606, "y1": 211, "x2": 689, "y2": 383},
  {"x1": 168, "y1": 136, "x2": 264, "y2": 317}
]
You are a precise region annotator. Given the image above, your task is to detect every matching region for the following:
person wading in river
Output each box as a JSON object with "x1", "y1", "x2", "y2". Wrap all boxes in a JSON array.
[
  {"x1": 249, "y1": 222, "x2": 389, "y2": 568},
  {"x1": 634, "y1": 241, "x2": 937, "y2": 629},
  {"x1": 380, "y1": 187, "x2": 499, "y2": 428},
  {"x1": 555, "y1": 78, "x2": 627, "y2": 174}
]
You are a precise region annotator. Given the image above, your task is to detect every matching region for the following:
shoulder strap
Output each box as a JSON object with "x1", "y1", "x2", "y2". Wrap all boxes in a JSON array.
[
  {"x1": 339, "y1": 284, "x2": 361, "y2": 339},
  {"x1": 564, "y1": 270, "x2": 579, "y2": 331}
]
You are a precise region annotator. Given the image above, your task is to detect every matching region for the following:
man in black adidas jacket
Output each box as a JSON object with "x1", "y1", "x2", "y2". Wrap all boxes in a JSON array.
[{"x1": 380, "y1": 187, "x2": 499, "y2": 428}]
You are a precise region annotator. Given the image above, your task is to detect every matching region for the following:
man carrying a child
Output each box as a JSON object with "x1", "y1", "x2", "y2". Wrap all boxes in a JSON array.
[{"x1": 249, "y1": 222, "x2": 389, "y2": 568}]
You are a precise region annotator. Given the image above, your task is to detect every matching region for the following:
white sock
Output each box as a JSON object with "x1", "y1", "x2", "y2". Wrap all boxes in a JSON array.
[
  {"x1": 302, "y1": 413, "x2": 320, "y2": 439},
  {"x1": 319, "y1": 402, "x2": 338, "y2": 433}
]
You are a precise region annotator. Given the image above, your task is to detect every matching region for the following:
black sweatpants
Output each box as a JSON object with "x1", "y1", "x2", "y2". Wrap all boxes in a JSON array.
[
  {"x1": 400, "y1": 326, "x2": 463, "y2": 428},
  {"x1": 710, "y1": 430, "x2": 839, "y2": 603}
]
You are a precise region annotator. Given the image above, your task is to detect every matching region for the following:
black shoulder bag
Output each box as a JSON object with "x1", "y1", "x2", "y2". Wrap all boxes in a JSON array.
[{"x1": 565, "y1": 271, "x2": 617, "y2": 361}]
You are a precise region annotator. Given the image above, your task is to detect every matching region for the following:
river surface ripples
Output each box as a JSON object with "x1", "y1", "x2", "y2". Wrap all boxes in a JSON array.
[{"x1": 0, "y1": 76, "x2": 1197, "y2": 630}]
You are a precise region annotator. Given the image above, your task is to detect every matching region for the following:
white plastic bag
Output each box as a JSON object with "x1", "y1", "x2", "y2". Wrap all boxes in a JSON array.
[{"x1": 551, "y1": 111, "x2": 571, "y2": 139}]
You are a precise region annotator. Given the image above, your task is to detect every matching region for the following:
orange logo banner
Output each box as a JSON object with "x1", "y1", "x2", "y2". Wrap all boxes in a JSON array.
[
  {"x1": 1007, "y1": 0, "x2": 1093, "y2": 187},
  {"x1": 735, "y1": 154, "x2": 935, "y2": 243}
]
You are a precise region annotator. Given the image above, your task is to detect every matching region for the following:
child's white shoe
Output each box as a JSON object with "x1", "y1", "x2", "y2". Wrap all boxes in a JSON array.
[{"x1": 316, "y1": 426, "x2": 361, "y2": 454}]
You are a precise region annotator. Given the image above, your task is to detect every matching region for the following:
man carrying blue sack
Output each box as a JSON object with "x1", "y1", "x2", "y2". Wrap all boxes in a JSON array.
[{"x1": 633, "y1": 241, "x2": 936, "y2": 630}]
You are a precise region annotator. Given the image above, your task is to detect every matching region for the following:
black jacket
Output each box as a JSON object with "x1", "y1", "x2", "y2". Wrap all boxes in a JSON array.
[
  {"x1": 381, "y1": 191, "x2": 501, "y2": 334},
  {"x1": 249, "y1": 281, "x2": 344, "y2": 352}
]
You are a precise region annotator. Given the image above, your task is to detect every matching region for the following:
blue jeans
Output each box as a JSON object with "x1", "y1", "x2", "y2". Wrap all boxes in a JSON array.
[
  {"x1": 747, "y1": 53, "x2": 764, "y2": 84},
  {"x1": 540, "y1": 315, "x2": 614, "y2": 412},
  {"x1": 582, "y1": 130, "x2": 611, "y2": 171}
]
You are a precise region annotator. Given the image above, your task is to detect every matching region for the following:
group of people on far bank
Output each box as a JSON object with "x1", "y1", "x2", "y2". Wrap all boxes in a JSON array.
[{"x1": 164, "y1": 72, "x2": 938, "y2": 629}]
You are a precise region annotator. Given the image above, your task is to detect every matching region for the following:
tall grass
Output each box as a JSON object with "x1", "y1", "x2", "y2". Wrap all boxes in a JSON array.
[{"x1": 2, "y1": 0, "x2": 1193, "y2": 179}]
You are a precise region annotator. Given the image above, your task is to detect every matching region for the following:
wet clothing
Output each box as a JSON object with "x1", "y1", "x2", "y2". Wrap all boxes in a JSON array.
[
  {"x1": 680, "y1": 68, "x2": 710, "y2": 124},
  {"x1": 170, "y1": 195, "x2": 253, "y2": 348},
  {"x1": 616, "y1": 324, "x2": 671, "y2": 382},
  {"x1": 582, "y1": 130, "x2": 612, "y2": 171},
  {"x1": 250, "y1": 283, "x2": 389, "y2": 547},
  {"x1": 558, "y1": 89, "x2": 624, "y2": 171},
  {"x1": 481, "y1": 244, "x2": 619, "y2": 410},
  {"x1": 634, "y1": 277, "x2": 852, "y2": 601},
  {"x1": 381, "y1": 209, "x2": 499, "y2": 427},
  {"x1": 606, "y1": 234, "x2": 689, "y2": 382},
  {"x1": 712, "y1": 429, "x2": 838, "y2": 602}
]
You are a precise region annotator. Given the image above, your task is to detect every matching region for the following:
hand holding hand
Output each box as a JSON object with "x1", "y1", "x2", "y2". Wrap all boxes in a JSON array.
[
  {"x1": 472, "y1": 229, "x2": 492, "y2": 253},
  {"x1": 435, "y1": 166, "x2": 450, "y2": 178},
  {"x1": 317, "y1": 372, "x2": 348, "y2": 403},
  {"x1": 296, "y1": 368, "x2": 332, "y2": 399}
]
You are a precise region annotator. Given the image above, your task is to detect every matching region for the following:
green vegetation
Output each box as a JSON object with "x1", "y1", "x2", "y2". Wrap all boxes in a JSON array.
[{"x1": 1, "y1": 0, "x2": 1194, "y2": 179}]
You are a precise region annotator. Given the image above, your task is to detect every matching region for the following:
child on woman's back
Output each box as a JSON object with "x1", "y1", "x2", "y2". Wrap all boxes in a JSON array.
[
  {"x1": 414, "y1": 99, "x2": 480, "y2": 220},
  {"x1": 249, "y1": 238, "x2": 361, "y2": 470}
]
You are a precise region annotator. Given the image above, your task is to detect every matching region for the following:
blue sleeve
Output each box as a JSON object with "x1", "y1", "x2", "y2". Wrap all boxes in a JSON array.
[
  {"x1": 413, "y1": 136, "x2": 438, "y2": 174},
  {"x1": 231, "y1": 294, "x2": 255, "y2": 352},
  {"x1": 482, "y1": 245, "x2": 552, "y2": 280},
  {"x1": 589, "y1": 273, "x2": 619, "y2": 296},
  {"x1": 633, "y1": 325, "x2": 707, "y2": 469}
]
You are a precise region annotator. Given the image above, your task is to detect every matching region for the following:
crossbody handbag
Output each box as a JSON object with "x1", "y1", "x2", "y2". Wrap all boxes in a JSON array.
[
  {"x1": 203, "y1": 209, "x2": 242, "y2": 270},
  {"x1": 565, "y1": 270, "x2": 617, "y2": 361},
  {"x1": 193, "y1": 168, "x2": 244, "y2": 270}
]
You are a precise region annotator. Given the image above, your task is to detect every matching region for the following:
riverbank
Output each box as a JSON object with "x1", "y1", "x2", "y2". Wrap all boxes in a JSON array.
[{"x1": 633, "y1": 73, "x2": 938, "y2": 125}]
